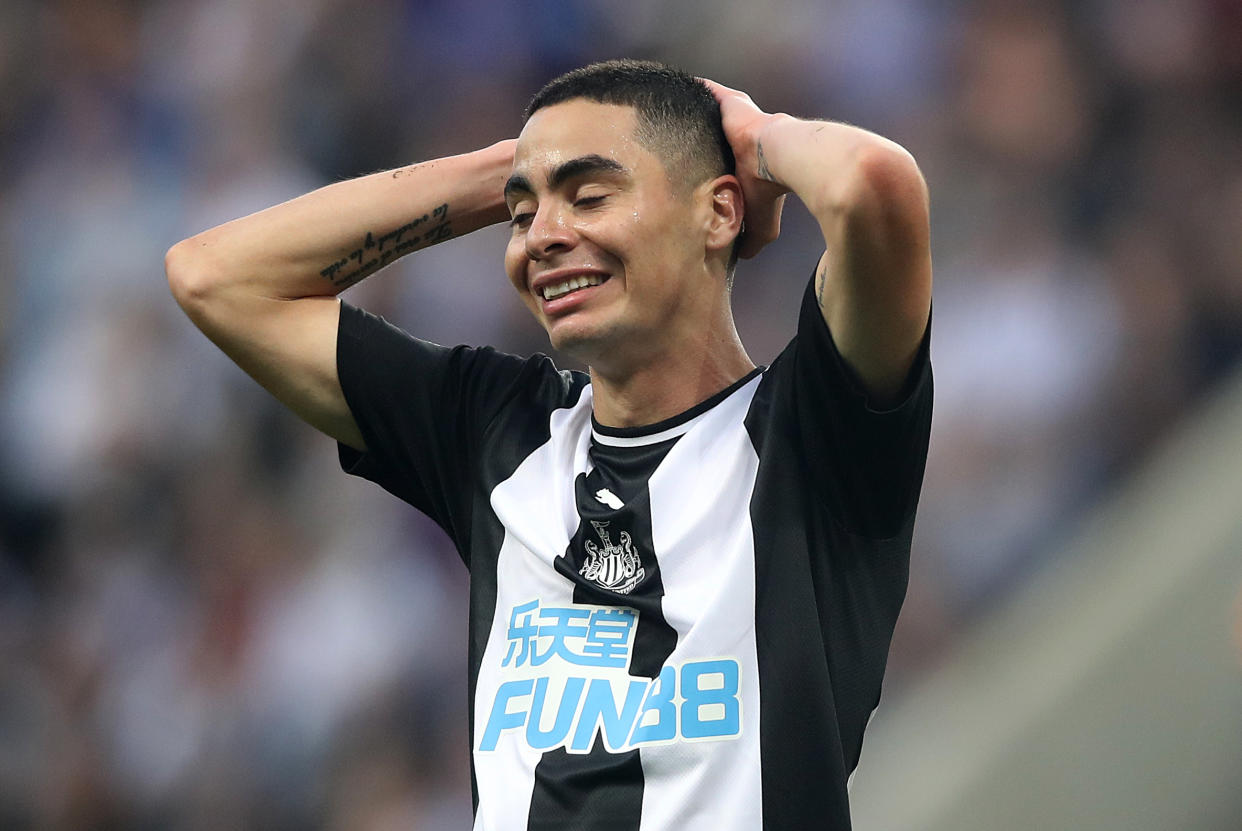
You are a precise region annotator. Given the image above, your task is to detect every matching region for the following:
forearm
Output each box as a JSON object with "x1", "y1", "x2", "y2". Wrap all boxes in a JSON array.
[
  {"x1": 167, "y1": 139, "x2": 516, "y2": 305},
  {"x1": 708, "y1": 80, "x2": 931, "y2": 405},
  {"x1": 754, "y1": 116, "x2": 924, "y2": 238}
]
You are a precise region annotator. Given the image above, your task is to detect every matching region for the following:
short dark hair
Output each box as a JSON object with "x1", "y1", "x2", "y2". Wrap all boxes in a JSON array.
[{"x1": 525, "y1": 59, "x2": 735, "y2": 192}]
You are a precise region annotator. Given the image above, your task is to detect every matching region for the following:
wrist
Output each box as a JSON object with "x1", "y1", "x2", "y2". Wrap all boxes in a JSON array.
[
  {"x1": 458, "y1": 139, "x2": 519, "y2": 223},
  {"x1": 481, "y1": 137, "x2": 518, "y2": 167},
  {"x1": 753, "y1": 114, "x2": 796, "y2": 189}
]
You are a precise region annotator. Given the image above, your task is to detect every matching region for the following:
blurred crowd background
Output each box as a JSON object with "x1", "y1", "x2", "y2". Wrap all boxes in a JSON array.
[{"x1": 1, "y1": 0, "x2": 1240, "y2": 828}]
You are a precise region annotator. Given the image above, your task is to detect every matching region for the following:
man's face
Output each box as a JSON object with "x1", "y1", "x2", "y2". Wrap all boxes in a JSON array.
[{"x1": 504, "y1": 99, "x2": 711, "y2": 367}]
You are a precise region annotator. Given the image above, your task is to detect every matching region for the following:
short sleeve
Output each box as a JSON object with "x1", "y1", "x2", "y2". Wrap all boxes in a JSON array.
[
  {"x1": 334, "y1": 302, "x2": 533, "y2": 548},
  {"x1": 778, "y1": 274, "x2": 933, "y2": 539}
]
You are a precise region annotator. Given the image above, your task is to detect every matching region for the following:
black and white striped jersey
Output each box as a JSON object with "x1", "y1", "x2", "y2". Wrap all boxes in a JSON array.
[{"x1": 336, "y1": 275, "x2": 932, "y2": 830}]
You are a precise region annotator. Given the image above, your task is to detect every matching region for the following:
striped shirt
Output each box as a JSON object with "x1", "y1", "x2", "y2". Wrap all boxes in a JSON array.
[{"x1": 337, "y1": 274, "x2": 932, "y2": 830}]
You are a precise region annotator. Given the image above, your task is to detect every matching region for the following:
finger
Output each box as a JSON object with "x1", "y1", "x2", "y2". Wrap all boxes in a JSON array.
[
  {"x1": 698, "y1": 77, "x2": 746, "y2": 107},
  {"x1": 698, "y1": 77, "x2": 728, "y2": 104}
]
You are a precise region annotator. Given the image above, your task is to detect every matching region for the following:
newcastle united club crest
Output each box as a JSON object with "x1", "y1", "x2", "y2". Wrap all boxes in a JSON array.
[{"x1": 580, "y1": 520, "x2": 644, "y2": 594}]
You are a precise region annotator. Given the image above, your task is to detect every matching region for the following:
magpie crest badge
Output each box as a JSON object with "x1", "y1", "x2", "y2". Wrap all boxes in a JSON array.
[{"x1": 580, "y1": 520, "x2": 644, "y2": 594}]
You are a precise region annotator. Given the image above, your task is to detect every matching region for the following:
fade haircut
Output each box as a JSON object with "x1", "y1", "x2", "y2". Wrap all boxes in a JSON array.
[{"x1": 525, "y1": 59, "x2": 736, "y2": 193}]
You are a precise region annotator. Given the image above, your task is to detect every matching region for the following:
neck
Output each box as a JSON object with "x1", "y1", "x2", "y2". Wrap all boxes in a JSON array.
[{"x1": 588, "y1": 315, "x2": 755, "y2": 429}]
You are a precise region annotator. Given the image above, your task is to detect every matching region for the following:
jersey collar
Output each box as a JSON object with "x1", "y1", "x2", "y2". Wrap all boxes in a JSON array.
[{"x1": 590, "y1": 367, "x2": 764, "y2": 447}]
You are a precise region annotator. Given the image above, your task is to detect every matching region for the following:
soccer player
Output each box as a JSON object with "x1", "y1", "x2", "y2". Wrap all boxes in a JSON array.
[{"x1": 167, "y1": 60, "x2": 932, "y2": 830}]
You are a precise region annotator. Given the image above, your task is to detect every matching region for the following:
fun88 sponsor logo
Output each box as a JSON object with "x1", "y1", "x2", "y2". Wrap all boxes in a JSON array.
[{"x1": 478, "y1": 599, "x2": 742, "y2": 754}]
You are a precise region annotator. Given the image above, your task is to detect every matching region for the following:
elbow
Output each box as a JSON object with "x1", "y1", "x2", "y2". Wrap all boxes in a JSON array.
[
  {"x1": 165, "y1": 238, "x2": 197, "y2": 307},
  {"x1": 811, "y1": 139, "x2": 929, "y2": 255},
  {"x1": 165, "y1": 236, "x2": 221, "y2": 316},
  {"x1": 847, "y1": 141, "x2": 929, "y2": 232}
]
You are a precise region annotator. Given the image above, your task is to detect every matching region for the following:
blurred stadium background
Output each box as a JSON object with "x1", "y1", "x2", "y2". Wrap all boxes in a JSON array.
[{"x1": 1, "y1": 0, "x2": 1240, "y2": 828}]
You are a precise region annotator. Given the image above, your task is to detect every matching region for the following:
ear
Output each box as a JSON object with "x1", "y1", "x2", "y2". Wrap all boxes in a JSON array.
[{"x1": 703, "y1": 175, "x2": 744, "y2": 256}]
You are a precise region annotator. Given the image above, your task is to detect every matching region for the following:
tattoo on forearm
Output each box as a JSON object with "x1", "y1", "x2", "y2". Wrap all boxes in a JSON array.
[
  {"x1": 391, "y1": 160, "x2": 438, "y2": 180},
  {"x1": 756, "y1": 140, "x2": 775, "y2": 183},
  {"x1": 319, "y1": 202, "x2": 452, "y2": 288}
]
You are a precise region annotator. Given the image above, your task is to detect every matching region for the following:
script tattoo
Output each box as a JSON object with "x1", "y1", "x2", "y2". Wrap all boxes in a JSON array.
[
  {"x1": 391, "y1": 159, "x2": 438, "y2": 179},
  {"x1": 319, "y1": 202, "x2": 451, "y2": 288}
]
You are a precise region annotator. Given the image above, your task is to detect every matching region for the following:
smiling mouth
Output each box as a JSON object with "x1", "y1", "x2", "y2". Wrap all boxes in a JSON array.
[{"x1": 541, "y1": 274, "x2": 607, "y2": 300}]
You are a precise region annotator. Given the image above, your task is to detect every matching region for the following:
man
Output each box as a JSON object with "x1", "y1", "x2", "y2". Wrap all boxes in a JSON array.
[{"x1": 167, "y1": 60, "x2": 932, "y2": 830}]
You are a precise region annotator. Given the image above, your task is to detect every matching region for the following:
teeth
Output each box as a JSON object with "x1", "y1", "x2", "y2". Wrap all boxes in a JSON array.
[{"x1": 542, "y1": 274, "x2": 603, "y2": 300}]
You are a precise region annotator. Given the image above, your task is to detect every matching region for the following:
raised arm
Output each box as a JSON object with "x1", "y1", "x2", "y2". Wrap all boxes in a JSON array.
[
  {"x1": 165, "y1": 139, "x2": 516, "y2": 449},
  {"x1": 705, "y1": 81, "x2": 931, "y2": 407}
]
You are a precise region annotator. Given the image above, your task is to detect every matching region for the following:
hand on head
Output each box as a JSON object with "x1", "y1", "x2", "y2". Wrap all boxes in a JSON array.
[{"x1": 700, "y1": 78, "x2": 790, "y2": 260}]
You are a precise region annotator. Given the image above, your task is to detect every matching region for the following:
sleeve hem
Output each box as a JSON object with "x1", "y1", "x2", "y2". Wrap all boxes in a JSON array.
[{"x1": 799, "y1": 272, "x2": 932, "y2": 418}]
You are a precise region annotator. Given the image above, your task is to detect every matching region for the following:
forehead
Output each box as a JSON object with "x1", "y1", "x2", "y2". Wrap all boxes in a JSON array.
[{"x1": 513, "y1": 99, "x2": 651, "y2": 179}]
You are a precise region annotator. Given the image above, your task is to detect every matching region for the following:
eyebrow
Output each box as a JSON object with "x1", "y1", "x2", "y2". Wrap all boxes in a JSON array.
[{"x1": 504, "y1": 154, "x2": 629, "y2": 201}]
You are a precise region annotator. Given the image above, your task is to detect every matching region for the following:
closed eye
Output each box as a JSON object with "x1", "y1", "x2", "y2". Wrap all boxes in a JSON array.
[{"x1": 511, "y1": 194, "x2": 606, "y2": 229}]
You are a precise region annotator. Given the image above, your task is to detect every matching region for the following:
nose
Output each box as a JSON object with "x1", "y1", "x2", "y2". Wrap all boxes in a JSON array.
[{"x1": 525, "y1": 203, "x2": 577, "y2": 260}]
